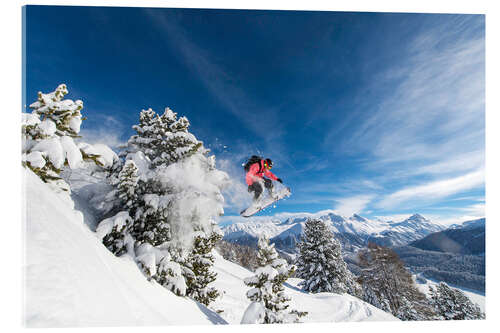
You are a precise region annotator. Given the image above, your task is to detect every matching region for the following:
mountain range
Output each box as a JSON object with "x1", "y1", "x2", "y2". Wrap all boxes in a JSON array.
[
  {"x1": 222, "y1": 212, "x2": 486, "y2": 292},
  {"x1": 393, "y1": 218, "x2": 485, "y2": 292},
  {"x1": 409, "y1": 218, "x2": 485, "y2": 255},
  {"x1": 221, "y1": 212, "x2": 448, "y2": 253}
]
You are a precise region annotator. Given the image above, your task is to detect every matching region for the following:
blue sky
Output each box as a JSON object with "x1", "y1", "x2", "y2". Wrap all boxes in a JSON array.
[{"x1": 24, "y1": 6, "x2": 485, "y2": 223}]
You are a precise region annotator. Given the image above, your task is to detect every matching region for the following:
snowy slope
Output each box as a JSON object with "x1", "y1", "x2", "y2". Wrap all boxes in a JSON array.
[
  {"x1": 23, "y1": 169, "x2": 226, "y2": 327},
  {"x1": 24, "y1": 168, "x2": 398, "y2": 327},
  {"x1": 210, "y1": 252, "x2": 398, "y2": 324}
]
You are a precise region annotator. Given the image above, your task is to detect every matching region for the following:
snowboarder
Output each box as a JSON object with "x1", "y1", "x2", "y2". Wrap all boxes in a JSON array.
[{"x1": 244, "y1": 156, "x2": 283, "y2": 202}]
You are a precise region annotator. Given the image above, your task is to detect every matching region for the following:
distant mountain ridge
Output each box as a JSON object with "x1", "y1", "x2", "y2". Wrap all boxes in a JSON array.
[
  {"x1": 409, "y1": 218, "x2": 485, "y2": 255},
  {"x1": 221, "y1": 212, "x2": 448, "y2": 253},
  {"x1": 221, "y1": 213, "x2": 486, "y2": 292}
]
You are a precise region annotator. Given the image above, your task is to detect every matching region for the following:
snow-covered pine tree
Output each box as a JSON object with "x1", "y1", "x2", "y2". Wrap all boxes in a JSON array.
[
  {"x1": 117, "y1": 160, "x2": 139, "y2": 208},
  {"x1": 216, "y1": 240, "x2": 259, "y2": 271},
  {"x1": 22, "y1": 84, "x2": 103, "y2": 189},
  {"x1": 242, "y1": 235, "x2": 306, "y2": 324},
  {"x1": 295, "y1": 218, "x2": 361, "y2": 296},
  {"x1": 395, "y1": 296, "x2": 420, "y2": 321},
  {"x1": 428, "y1": 282, "x2": 484, "y2": 320},
  {"x1": 116, "y1": 108, "x2": 204, "y2": 247},
  {"x1": 123, "y1": 107, "x2": 202, "y2": 168},
  {"x1": 94, "y1": 160, "x2": 139, "y2": 256},
  {"x1": 184, "y1": 230, "x2": 222, "y2": 306},
  {"x1": 97, "y1": 211, "x2": 134, "y2": 257},
  {"x1": 98, "y1": 106, "x2": 228, "y2": 298},
  {"x1": 130, "y1": 179, "x2": 173, "y2": 247},
  {"x1": 29, "y1": 83, "x2": 83, "y2": 138},
  {"x1": 357, "y1": 243, "x2": 435, "y2": 321}
]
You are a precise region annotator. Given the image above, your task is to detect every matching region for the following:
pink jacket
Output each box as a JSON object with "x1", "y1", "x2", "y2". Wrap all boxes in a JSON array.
[{"x1": 245, "y1": 159, "x2": 278, "y2": 185}]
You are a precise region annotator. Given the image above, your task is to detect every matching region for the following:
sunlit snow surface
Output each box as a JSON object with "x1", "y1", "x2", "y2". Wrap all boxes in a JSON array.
[
  {"x1": 210, "y1": 252, "x2": 398, "y2": 324},
  {"x1": 24, "y1": 168, "x2": 399, "y2": 327},
  {"x1": 23, "y1": 169, "x2": 226, "y2": 327}
]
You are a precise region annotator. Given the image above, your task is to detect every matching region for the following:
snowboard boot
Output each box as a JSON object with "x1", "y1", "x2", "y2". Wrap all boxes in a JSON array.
[
  {"x1": 253, "y1": 190, "x2": 263, "y2": 204},
  {"x1": 268, "y1": 188, "x2": 279, "y2": 200}
]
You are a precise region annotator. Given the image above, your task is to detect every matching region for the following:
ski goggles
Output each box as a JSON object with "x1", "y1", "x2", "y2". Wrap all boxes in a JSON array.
[{"x1": 264, "y1": 162, "x2": 272, "y2": 169}]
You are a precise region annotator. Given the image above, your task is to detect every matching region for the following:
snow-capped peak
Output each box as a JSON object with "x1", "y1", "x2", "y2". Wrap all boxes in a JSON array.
[
  {"x1": 350, "y1": 214, "x2": 368, "y2": 222},
  {"x1": 407, "y1": 213, "x2": 427, "y2": 222},
  {"x1": 221, "y1": 211, "x2": 447, "y2": 251}
]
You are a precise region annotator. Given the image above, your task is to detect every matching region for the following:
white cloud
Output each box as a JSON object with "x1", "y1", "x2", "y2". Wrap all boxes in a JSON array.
[
  {"x1": 426, "y1": 212, "x2": 485, "y2": 227},
  {"x1": 408, "y1": 150, "x2": 484, "y2": 176},
  {"x1": 299, "y1": 177, "x2": 383, "y2": 195},
  {"x1": 79, "y1": 126, "x2": 125, "y2": 149},
  {"x1": 79, "y1": 114, "x2": 126, "y2": 150},
  {"x1": 449, "y1": 195, "x2": 484, "y2": 202},
  {"x1": 376, "y1": 168, "x2": 484, "y2": 209},
  {"x1": 460, "y1": 202, "x2": 485, "y2": 216},
  {"x1": 330, "y1": 16, "x2": 484, "y2": 174},
  {"x1": 334, "y1": 194, "x2": 374, "y2": 216},
  {"x1": 359, "y1": 179, "x2": 383, "y2": 190},
  {"x1": 79, "y1": 128, "x2": 125, "y2": 150}
]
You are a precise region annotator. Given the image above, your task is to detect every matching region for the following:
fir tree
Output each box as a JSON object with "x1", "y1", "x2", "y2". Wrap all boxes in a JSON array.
[
  {"x1": 22, "y1": 84, "x2": 103, "y2": 188},
  {"x1": 97, "y1": 161, "x2": 138, "y2": 256},
  {"x1": 243, "y1": 236, "x2": 307, "y2": 324},
  {"x1": 123, "y1": 108, "x2": 202, "y2": 168},
  {"x1": 295, "y1": 218, "x2": 361, "y2": 296},
  {"x1": 396, "y1": 296, "x2": 420, "y2": 321},
  {"x1": 154, "y1": 257, "x2": 186, "y2": 296},
  {"x1": 117, "y1": 160, "x2": 139, "y2": 208},
  {"x1": 129, "y1": 179, "x2": 172, "y2": 247},
  {"x1": 97, "y1": 211, "x2": 134, "y2": 257},
  {"x1": 29, "y1": 83, "x2": 83, "y2": 138},
  {"x1": 216, "y1": 240, "x2": 259, "y2": 271},
  {"x1": 134, "y1": 242, "x2": 187, "y2": 296},
  {"x1": 428, "y1": 282, "x2": 484, "y2": 320},
  {"x1": 357, "y1": 243, "x2": 435, "y2": 320},
  {"x1": 185, "y1": 230, "x2": 222, "y2": 306},
  {"x1": 98, "y1": 106, "x2": 228, "y2": 298}
]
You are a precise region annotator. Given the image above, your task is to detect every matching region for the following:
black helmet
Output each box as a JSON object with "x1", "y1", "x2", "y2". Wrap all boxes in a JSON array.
[{"x1": 264, "y1": 158, "x2": 273, "y2": 169}]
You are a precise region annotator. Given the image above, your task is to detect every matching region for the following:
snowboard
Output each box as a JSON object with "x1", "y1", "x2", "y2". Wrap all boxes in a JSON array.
[{"x1": 240, "y1": 187, "x2": 291, "y2": 218}]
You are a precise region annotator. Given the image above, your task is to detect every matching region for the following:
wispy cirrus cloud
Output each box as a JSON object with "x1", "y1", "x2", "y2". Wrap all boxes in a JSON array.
[
  {"x1": 375, "y1": 168, "x2": 484, "y2": 210},
  {"x1": 317, "y1": 16, "x2": 485, "y2": 217},
  {"x1": 298, "y1": 177, "x2": 383, "y2": 196},
  {"x1": 334, "y1": 194, "x2": 374, "y2": 216},
  {"x1": 408, "y1": 150, "x2": 484, "y2": 176},
  {"x1": 328, "y1": 16, "x2": 484, "y2": 176},
  {"x1": 460, "y1": 202, "x2": 485, "y2": 216}
]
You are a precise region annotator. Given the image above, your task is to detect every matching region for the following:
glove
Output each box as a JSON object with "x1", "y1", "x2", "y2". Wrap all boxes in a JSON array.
[{"x1": 277, "y1": 178, "x2": 283, "y2": 184}]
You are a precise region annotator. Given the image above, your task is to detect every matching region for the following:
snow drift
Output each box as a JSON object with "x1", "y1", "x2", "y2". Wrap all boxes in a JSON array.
[
  {"x1": 210, "y1": 252, "x2": 398, "y2": 324},
  {"x1": 23, "y1": 168, "x2": 226, "y2": 327}
]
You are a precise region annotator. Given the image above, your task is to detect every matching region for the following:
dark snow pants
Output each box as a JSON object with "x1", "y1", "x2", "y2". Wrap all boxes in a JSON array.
[{"x1": 248, "y1": 178, "x2": 273, "y2": 201}]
